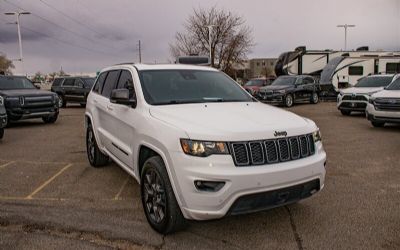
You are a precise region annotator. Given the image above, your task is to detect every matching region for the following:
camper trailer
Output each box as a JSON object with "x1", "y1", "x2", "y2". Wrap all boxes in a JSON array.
[
  {"x1": 275, "y1": 46, "x2": 397, "y2": 77},
  {"x1": 319, "y1": 55, "x2": 400, "y2": 91}
]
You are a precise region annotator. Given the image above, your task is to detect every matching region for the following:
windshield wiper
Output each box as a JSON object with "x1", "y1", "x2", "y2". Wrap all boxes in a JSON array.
[{"x1": 152, "y1": 99, "x2": 205, "y2": 105}]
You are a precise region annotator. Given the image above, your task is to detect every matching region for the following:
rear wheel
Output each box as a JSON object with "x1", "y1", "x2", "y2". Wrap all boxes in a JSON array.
[
  {"x1": 371, "y1": 121, "x2": 385, "y2": 127},
  {"x1": 284, "y1": 94, "x2": 294, "y2": 107},
  {"x1": 340, "y1": 110, "x2": 351, "y2": 116},
  {"x1": 310, "y1": 92, "x2": 319, "y2": 104},
  {"x1": 42, "y1": 113, "x2": 58, "y2": 123},
  {"x1": 141, "y1": 156, "x2": 187, "y2": 234},
  {"x1": 0, "y1": 128, "x2": 4, "y2": 139},
  {"x1": 86, "y1": 123, "x2": 109, "y2": 167}
]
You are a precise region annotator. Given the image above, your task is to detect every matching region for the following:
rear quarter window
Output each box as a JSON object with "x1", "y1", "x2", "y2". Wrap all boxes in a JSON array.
[{"x1": 52, "y1": 78, "x2": 64, "y2": 87}]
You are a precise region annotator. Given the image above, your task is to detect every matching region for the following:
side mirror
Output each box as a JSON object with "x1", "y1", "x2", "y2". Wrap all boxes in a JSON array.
[{"x1": 110, "y1": 89, "x2": 136, "y2": 107}]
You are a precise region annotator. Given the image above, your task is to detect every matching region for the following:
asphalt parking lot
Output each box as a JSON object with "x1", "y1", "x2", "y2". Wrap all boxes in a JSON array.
[{"x1": 0, "y1": 102, "x2": 399, "y2": 250}]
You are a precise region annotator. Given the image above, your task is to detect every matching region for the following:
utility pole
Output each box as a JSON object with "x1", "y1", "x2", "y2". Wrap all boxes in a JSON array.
[
  {"x1": 4, "y1": 11, "x2": 31, "y2": 75},
  {"x1": 337, "y1": 24, "x2": 356, "y2": 51},
  {"x1": 205, "y1": 25, "x2": 216, "y2": 65},
  {"x1": 138, "y1": 40, "x2": 142, "y2": 63}
]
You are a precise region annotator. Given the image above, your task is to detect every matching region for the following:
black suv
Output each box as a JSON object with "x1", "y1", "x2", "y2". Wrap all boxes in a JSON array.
[
  {"x1": 0, "y1": 95, "x2": 6, "y2": 139},
  {"x1": 51, "y1": 77, "x2": 95, "y2": 108},
  {"x1": 257, "y1": 75, "x2": 320, "y2": 107},
  {"x1": 0, "y1": 75, "x2": 59, "y2": 125}
]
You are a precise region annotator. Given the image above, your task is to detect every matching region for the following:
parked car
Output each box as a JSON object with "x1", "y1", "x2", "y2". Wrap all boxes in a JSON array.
[
  {"x1": 0, "y1": 75, "x2": 59, "y2": 125},
  {"x1": 243, "y1": 77, "x2": 275, "y2": 96},
  {"x1": 0, "y1": 95, "x2": 6, "y2": 139},
  {"x1": 85, "y1": 63, "x2": 326, "y2": 234},
  {"x1": 51, "y1": 77, "x2": 95, "y2": 107},
  {"x1": 337, "y1": 74, "x2": 397, "y2": 116},
  {"x1": 258, "y1": 75, "x2": 319, "y2": 107},
  {"x1": 366, "y1": 76, "x2": 400, "y2": 127}
]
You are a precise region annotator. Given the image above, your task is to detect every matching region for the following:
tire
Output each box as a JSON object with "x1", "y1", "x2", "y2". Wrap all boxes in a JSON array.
[
  {"x1": 371, "y1": 121, "x2": 385, "y2": 127},
  {"x1": 310, "y1": 92, "x2": 319, "y2": 104},
  {"x1": 59, "y1": 95, "x2": 66, "y2": 108},
  {"x1": 86, "y1": 123, "x2": 109, "y2": 167},
  {"x1": 340, "y1": 110, "x2": 351, "y2": 116},
  {"x1": 0, "y1": 128, "x2": 4, "y2": 139},
  {"x1": 42, "y1": 113, "x2": 58, "y2": 124},
  {"x1": 284, "y1": 94, "x2": 294, "y2": 107},
  {"x1": 141, "y1": 156, "x2": 187, "y2": 234}
]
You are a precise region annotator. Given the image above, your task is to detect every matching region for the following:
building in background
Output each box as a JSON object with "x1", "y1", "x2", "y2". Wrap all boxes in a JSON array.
[{"x1": 233, "y1": 58, "x2": 277, "y2": 83}]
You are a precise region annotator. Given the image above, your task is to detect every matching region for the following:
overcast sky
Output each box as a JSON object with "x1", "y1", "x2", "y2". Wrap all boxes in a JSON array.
[{"x1": 0, "y1": 0, "x2": 399, "y2": 75}]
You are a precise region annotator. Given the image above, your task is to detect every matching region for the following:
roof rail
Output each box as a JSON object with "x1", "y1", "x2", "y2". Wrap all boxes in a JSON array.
[{"x1": 114, "y1": 62, "x2": 135, "y2": 66}]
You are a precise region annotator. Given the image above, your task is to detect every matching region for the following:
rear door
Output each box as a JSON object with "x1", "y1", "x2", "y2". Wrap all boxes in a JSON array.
[
  {"x1": 72, "y1": 78, "x2": 87, "y2": 102},
  {"x1": 62, "y1": 78, "x2": 75, "y2": 101},
  {"x1": 302, "y1": 76, "x2": 315, "y2": 99},
  {"x1": 95, "y1": 70, "x2": 121, "y2": 155}
]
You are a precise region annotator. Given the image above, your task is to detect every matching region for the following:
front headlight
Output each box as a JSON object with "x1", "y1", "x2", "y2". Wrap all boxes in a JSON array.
[
  {"x1": 0, "y1": 96, "x2": 3, "y2": 106},
  {"x1": 180, "y1": 139, "x2": 229, "y2": 157},
  {"x1": 313, "y1": 129, "x2": 322, "y2": 142}
]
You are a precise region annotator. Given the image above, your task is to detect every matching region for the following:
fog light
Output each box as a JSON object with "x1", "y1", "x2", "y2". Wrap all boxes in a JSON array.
[{"x1": 194, "y1": 180, "x2": 225, "y2": 192}]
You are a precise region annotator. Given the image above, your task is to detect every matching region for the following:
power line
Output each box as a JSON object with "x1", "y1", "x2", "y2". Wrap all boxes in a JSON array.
[
  {"x1": 39, "y1": 0, "x2": 102, "y2": 37},
  {"x1": 0, "y1": 17, "x2": 116, "y2": 57},
  {"x1": 3, "y1": 0, "x2": 117, "y2": 52}
]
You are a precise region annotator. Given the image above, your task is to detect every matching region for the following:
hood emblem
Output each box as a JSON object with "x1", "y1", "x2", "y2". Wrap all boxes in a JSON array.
[{"x1": 274, "y1": 131, "x2": 288, "y2": 137}]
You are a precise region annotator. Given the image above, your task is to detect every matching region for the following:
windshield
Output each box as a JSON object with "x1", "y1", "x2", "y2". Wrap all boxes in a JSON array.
[
  {"x1": 0, "y1": 76, "x2": 36, "y2": 90},
  {"x1": 272, "y1": 76, "x2": 297, "y2": 86},
  {"x1": 245, "y1": 79, "x2": 264, "y2": 87},
  {"x1": 138, "y1": 70, "x2": 253, "y2": 105},
  {"x1": 386, "y1": 78, "x2": 400, "y2": 90},
  {"x1": 83, "y1": 78, "x2": 95, "y2": 86},
  {"x1": 355, "y1": 76, "x2": 393, "y2": 88}
]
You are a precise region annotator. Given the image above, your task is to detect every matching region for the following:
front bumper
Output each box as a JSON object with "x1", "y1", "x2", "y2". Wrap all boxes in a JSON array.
[
  {"x1": 366, "y1": 103, "x2": 400, "y2": 123},
  {"x1": 7, "y1": 107, "x2": 58, "y2": 121},
  {"x1": 169, "y1": 142, "x2": 326, "y2": 220},
  {"x1": 0, "y1": 114, "x2": 7, "y2": 128},
  {"x1": 337, "y1": 100, "x2": 367, "y2": 112},
  {"x1": 257, "y1": 92, "x2": 284, "y2": 103}
]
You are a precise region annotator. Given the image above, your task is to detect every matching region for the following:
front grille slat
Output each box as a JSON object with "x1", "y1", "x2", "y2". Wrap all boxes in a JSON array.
[{"x1": 231, "y1": 134, "x2": 316, "y2": 167}]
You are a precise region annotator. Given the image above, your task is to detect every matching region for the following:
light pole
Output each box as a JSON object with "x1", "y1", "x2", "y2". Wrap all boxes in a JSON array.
[
  {"x1": 337, "y1": 24, "x2": 356, "y2": 51},
  {"x1": 205, "y1": 25, "x2": 215, "y2": 64},
  {"x1": 4, "y1": 11, "x2": 31, "y2": 75}
]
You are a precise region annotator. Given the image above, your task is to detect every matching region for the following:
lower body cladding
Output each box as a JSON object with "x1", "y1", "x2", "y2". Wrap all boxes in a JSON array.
[
  {"x1": 337, "y1": 101, "x2": 367, "y2": 112},
  {"x1": 366, "y1": 104, "x2": 400, "y2": 124},
  {"x1": 169, "y1": 142, "x2": 326, "y2": 220}
]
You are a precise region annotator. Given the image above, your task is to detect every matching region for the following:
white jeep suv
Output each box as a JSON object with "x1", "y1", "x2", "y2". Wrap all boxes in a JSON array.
[
  {"x1": 337, "y1": 74, "x2": 397, "y2": 116},
  {"x1": 366, "y1": 76, "x2": 400, "y2": 127},
  {"x1": 85, "y1": 63, "x2": 326, "y2": 234}
]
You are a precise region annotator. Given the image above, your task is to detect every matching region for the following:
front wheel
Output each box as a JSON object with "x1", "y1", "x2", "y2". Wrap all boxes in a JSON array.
[
  {"x1": 284, "y1": 94, "x2": 294, "y2": 107},
  {"x1": 310, "y1": 92, "x2": 319, "y2": 104},
  {"x1": 0, "y1": 128, "x2": 4, "y2": 139},
  {"x1": 141, "y1": 156, "x2": 187, "y2": 234},
  {"x1": 42, "y1": 113, "x2": 58, "y2": 123},
  {"x1": 58, "y1": 95, "x2": 67, "y2": 108}
]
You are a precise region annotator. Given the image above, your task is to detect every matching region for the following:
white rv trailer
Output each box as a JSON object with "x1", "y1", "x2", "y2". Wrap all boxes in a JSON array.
[
  {"x1": 275, "y1": 46, "x2": 398, "y2": 77},
  {"x1": 319, "y1": 55, "x2": 400, "y2": 91}
]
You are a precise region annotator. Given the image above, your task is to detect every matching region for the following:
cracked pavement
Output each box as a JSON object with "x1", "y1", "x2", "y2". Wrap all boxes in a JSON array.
[{"x1": 0, "y1": 102, "x2": 399, "y2": 249}]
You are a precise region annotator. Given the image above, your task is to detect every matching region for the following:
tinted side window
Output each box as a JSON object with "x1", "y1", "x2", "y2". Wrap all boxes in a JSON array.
[
  {"x1": 52, "y1": 78, "x2": 63, "y2": 87},
  {"x1": 348, "y1": 66, "x2": 363, "y2": 76},
  {"x1": 63, "y1": 79, "x2": 75, "y2": 86},
  {"x1": 74, "y1": 79, "x2": 84, "y2": 88},
  {"x1": 386, "y1": 63, "x2": 400, "y2": 74},
  {"x1": 101, "y1": 70, "x2": 120, "y2": 98},
  {"x1": 304, "y1": 77, "x2": 314, "y2": 84},
  {"x1": 93, "y1": 73, "x2": 107, "y2": 93},
  {"x1": 117, "y1": 70, "x2": 135, "y2": 98}
]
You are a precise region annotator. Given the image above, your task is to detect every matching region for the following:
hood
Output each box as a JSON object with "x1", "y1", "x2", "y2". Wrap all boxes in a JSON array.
[
  {"x1": 244, "y1": 86, "x2": 261, "y2": 91},
  {"x1": 371, "y1": 89, "x2": 400, "y2": 99},
  {"x1": 0, "y1": 89, "x2": 56, "y2": 98},
  {"x1": 149, "y1": 102, "x2": 316, "y2": 141},
  {"x1": 260, "y1": 85, "x2": 291, "y2": 91},
  {"x1": 340, "y1": 87, "x2": 383, "y2": 95}
]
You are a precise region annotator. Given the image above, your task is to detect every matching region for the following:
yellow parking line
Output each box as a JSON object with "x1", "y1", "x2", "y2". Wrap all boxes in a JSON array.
[
  {"x1": 113, "y1": 176, "x2": 130, "y2": 200},
  {"x1": 0, "y1": 161, "x2": 15, "y2": 170},
  {"x1": 25, "y1": 164, "x2": 73, "y2": 199}
]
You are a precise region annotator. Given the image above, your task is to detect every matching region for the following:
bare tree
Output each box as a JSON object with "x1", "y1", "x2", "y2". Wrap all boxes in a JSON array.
[
  {"x1": 170, "y1": 7, "x2": 254, "y2": 75},
  {"x1": 0, "y1": 53, "x2": 15, "y2": 75}
]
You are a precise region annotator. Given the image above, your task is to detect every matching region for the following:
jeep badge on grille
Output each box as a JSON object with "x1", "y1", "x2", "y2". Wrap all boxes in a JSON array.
[{"x1": 274, "y1": 131, "x2": 288, "y2": 137}]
